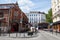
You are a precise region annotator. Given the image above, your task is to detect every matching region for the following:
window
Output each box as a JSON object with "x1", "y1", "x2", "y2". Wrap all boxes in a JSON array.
[
  {"x1": 58, "y1": 6, "x2": 59, "y2": 8},
  {"x1": 32, "y1": 15, "x2": 33, "y2": 16},
  {"x1": 55, "y1": 9, "x2": 56, "y2": 11},
  {"x1": 0, "y1": 12, "x2": 3, "y2": 17},
  {"x1": 32, "y1": 18, "x2": 33, "y2": 20},
  {"x1": 30, "y1": 15, "x2": 31, "y2": 16},
  {"x1": 34, "y1": 14, "x2": 35, "y2": 16},
  {"x1": 0, "y1": 21, "x2": 1, "y2": 26},
  {"x1": 14, "y1": 11, "x2": 18, "y2": 16},
  {"x1": 36, "y1": 14, "x2": 37, "y2": 16},
  {"x1": 55, "y1": 0, "x2": 58, "y2": 4}
]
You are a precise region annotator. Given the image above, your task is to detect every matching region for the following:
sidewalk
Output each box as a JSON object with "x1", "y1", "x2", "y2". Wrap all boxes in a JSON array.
[
  {"x1": 0, "y1": 33, "x2": 38, "y2": 38},
  {"x1": 42, "y1": 30, "x2": 60, "y2": 38},
  {"x1": 46, "y1": 31, "x2": 60, "y2": 37}
]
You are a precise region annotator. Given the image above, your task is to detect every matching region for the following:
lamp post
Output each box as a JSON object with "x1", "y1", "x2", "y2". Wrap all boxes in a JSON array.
[
  {"x1": 8, "y1": 7, "x2": 11, "y2": 37},
  {"x1": 39, "y1": 14, "x2": 40, "y2": 29}
]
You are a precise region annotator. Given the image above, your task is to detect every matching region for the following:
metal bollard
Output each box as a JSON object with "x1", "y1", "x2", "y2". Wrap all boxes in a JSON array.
[
  {"x1": 24, "y1": 32, "x2": 25, "y2": 37},
  {"x1": 0, "y1": 28, "x2": 1, "y2": 36},
  {"x1": 9, "y1": 30, "x2": 10, "y2": 37},
  {"x1": 16, "y1": 32, "x2": 18, "y2": 37},
  {"x1": 56, "y1": 31, "x2": 57, "y2": 35},
  {"x1": 52, "y1": 30, "x2": 53, "y2": 34}
]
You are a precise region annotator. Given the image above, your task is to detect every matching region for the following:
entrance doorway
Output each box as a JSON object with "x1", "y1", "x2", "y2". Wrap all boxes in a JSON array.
[{"x1": 11, "y1": 22, "x2": 19, "y2": 32}]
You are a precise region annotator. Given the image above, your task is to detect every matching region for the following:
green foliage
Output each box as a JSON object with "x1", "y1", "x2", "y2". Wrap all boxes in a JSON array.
[{"x1": 46, "y1": 8, "x2": 53, "y2": 23}]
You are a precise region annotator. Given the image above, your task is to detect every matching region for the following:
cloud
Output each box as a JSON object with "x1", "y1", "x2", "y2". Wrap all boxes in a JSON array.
[
  {"x1": 17, "y1": 0, "x2": 35, "y2": 13},
  {"x1": 35, "y1": 7, "x2": 51, "y2": 13},
  {"x1": 18, "y1": 0, "x2": 35, "y2": 7},
  {"x1": 20, "y1": 6, "x2": 30, "y2": 13},
  {"x1": 0, "y1": 0, "x2": 51, "y2": 13},
  {"x1": 1, "y1": 0, "x2": 12, "y2": 3},
  {"x1": 0, "y1": 0, "x2": 35, "y2": 13}
]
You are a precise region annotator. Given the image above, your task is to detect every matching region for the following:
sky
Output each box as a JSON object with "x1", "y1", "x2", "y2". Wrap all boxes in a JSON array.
[{"x1": 0, "y1": 0, "x2": 51, "y2": 13}]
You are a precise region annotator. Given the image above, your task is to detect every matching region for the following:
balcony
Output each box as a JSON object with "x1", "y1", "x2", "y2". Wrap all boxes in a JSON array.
[{"x1": 52, "y1": 10, "x2": 60, "y2": 18}]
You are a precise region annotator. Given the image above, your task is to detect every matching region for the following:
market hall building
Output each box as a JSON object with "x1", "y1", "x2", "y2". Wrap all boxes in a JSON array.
[{"x1": 0, "y1": 3, "x2": 28, "y2": 32}]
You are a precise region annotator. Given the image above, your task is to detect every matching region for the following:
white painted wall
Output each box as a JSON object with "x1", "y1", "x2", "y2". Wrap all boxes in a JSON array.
[
  {"x1": 25, "y1": 11, "x2": 46, "y2": 26},
  {"x1": 52, "y1": 0, "x2": 60, "y2": 22}
]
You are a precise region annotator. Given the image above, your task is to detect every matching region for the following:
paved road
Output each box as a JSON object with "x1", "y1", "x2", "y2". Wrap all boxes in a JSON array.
[
  {"x1": 0, "y1": 30, "x2": 60, "y2": 40},
  {"x1": 39, "y1": 31, "x2": 60, "y2": 40}
]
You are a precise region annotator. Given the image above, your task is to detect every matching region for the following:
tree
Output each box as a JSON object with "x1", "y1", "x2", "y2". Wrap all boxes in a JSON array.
[{"x1": 46, "y1": 8, "x2": 53, "y2": 23}]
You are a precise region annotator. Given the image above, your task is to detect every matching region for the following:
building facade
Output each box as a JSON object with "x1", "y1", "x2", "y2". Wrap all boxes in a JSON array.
[
  {"x1": 51, "y1": 0, "x2": 60, "y2": 32},
  {"x1": 52, "y1": 0, "x2": 60, "y2": 22},
  {"x1": 0, "y1": 3, "x2": 28, "y2": 32},
  {"x1": 26, "y1": 11, "x2": 46, "y2": 28}
]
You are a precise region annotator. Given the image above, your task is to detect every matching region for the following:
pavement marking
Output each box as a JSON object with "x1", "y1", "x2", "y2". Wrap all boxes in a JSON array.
[{"x1": 42, "y1": 31, "x2": 60, "y2": 40}]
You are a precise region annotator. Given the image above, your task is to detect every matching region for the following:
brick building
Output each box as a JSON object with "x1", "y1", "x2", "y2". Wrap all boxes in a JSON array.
[{"x1": 0, "y1": 3, "x2": 28, "y2": 32}]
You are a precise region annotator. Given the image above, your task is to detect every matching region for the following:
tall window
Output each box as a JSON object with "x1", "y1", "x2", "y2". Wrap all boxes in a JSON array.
[
  {"x1": 14, "y1": 11, "x2": 18, "y2": 16},
  {"x1": 30, "y1": 15, "x2": 31, "y2": 16},
  {"x1": 34, "y1": 14, "x2": 35, "y2": 16},
  {"x1": 0, "y1": 21, "x2": 1, "y2": 26},
  {"x1": 0, "y1": 12, "x2": 3, "y2": 17},
  {"x1": 55, "y1": 0, "x2": 58, "y2": 4},
  {"x1": 36, "y1": 14, "x2": 37, "y2": 16}
]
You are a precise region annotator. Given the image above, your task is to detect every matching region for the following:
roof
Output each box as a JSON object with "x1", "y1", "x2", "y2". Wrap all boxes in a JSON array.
[
  {"x1": 30, "y1": 11, "x2": 45, "y2": 14},
  {"x1": 0, "y1": 3, "x2": 18, "y2": 5},
  {"x1": 0, "y1": 3, "x2": 18, "y2": 9}
]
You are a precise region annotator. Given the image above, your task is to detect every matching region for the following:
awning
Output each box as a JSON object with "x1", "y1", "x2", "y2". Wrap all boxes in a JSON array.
[{"x1": 52, "y1": 21, "x2": 60, "y2": 26}]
